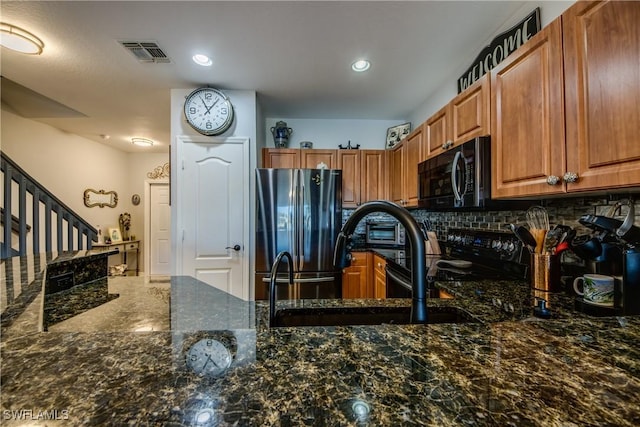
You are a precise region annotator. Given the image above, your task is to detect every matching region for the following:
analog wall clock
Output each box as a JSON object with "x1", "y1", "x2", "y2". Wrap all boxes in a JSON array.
[
  {"x1": 185, "y1": 338, "x2": 233, "y2": 377},
  {"x1": 183, "y1": 87, "x2": 234, "y2": 136}
]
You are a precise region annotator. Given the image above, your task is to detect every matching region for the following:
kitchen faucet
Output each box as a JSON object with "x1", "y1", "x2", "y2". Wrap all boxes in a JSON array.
[
  {"x1": 334, "y1": 200, "x2": 428, "y2": 323},
  {"x1": 269, "y1": 251, "x2": 294, "y2": 327}
]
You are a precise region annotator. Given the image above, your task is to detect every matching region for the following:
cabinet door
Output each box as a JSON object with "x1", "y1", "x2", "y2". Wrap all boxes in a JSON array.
[
  {"x1": 338, "y1": 150, "x2": 361, "y2": 208},
  {"x1": 451, "y1": 73, "x2": 490, "y2": 145},
  {"x1": 491, "y1": 18, "x2": 566, "y2": 198},
  {"x1": 262, "y1": 148, "x2": 300, "y2": 168},
  {"x1": 361, "y1": 150, "x2": 388, "y2": 202},
  {"x1": 425, "y1": 104, "x2": 450, "y2": 159},
  {"x1": 390, "y1": 143, "x2": 405, "y2": 205},
  {"x1": 372, "y1": 254, "x2": 386, "y2": 299},
  {"x1": 300, "y1": 149, "x2": 337, "y2": 169},
  {"x1": 404, "y1": 127, "x2": 423, "y2": 207},
  {"x1": 563, "y1": 0, "x2": 640, "y2": 192},
  {"x1": 342, "y1": 252, "x2": 371, "y2": 298}
]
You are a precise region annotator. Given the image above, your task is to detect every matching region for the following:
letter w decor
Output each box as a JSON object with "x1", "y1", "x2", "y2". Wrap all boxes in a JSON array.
[{"x1": 457, "y1": 8, "x2": 540, "y2": 93}]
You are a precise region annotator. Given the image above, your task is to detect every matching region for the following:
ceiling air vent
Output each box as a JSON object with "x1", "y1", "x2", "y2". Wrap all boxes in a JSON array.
[{"x1": 119, "y1": 41, "x2": 171, "y2": 63}]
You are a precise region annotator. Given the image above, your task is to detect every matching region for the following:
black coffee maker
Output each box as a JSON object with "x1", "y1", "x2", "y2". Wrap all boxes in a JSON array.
[{"x1": 575, "y1": 199, "x2": 640, "y2": 315}]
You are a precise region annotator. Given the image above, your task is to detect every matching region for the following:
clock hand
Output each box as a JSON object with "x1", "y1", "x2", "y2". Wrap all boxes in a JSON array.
[{"x1": 205, "y1": 99, "x2": 220, "y2": 114}]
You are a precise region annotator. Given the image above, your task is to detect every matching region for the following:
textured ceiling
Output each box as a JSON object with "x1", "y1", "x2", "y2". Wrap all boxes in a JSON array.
[{"x1": 1, "y1": 1, "x2": 546, "y2": 153}]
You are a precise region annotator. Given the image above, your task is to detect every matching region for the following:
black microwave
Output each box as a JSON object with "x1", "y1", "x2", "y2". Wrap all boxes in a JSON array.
[{"x1": 418, "y1": 136, "x2": 519, "y2": 210}]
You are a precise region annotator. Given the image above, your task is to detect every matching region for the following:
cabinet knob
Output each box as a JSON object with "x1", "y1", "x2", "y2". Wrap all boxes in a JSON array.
[
  {"x1": 441, "y1": 142, "x2": 448, "y2": 150},
  {"x1": 377, "y1": 262, "x2": 382, "y2": 268},
  {"x1": 546, "y1": 175, "x2": 560, "y2": 185},
  {"x1": 563, "y1": 172, "x2": 579, "y2": 183}
]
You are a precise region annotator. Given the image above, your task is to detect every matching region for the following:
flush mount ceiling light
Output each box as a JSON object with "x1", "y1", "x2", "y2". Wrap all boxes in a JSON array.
[
  {"x1": 351, "y1": 59, "x2": 370, "y2": 72},
  {"x1": 131, "y1": 137, "x2": 154, "y2": 147},
  {"x1": 0, "y1": 22, "x2": 44, "y2": 55},
  {"x1": 192, "y1": 53, "x2": 212, "y2": 66}
]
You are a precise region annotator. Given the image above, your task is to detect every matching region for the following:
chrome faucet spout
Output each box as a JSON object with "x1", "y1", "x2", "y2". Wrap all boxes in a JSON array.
[
  {"x1": 333, "y1": 200, "x2": 428, "y2": 323},
  {"x1": 269, "y1": 251, "x2": 294, "y2": 327}
]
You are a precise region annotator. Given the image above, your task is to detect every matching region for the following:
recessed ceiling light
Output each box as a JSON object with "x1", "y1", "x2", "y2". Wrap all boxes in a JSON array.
[
  {"x1": 0, "y1": 22, "x2": 44, "y2": 55},
  {"x1": 131, "y1": 137, "x2": 154, "y2": 147},
  {"x1": 192, "y1": 54, "x2": 212, "y2": 66},
  {"x1": 351, "y1": 59, "x2": 370, "y2": 72}
]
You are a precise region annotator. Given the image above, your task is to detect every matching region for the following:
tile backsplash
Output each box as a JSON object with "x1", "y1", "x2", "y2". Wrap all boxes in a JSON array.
[{"x1": 343, "y1": 195, "x2": 640, "y2": 241}]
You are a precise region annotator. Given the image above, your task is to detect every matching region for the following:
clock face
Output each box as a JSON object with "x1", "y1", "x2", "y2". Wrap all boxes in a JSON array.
[
  {"x1": 185, "y1": 338, "x2": 232, "y2": 377},
  {"x1": 184, "y1": 88, "x2": 234, "y2": 136}
]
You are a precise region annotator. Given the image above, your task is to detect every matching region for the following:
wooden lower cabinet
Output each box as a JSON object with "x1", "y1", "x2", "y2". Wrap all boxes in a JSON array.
[
  {"x1": 373, "y1": 254, "x2": 387, "y2": 299},
  {"x1": 341, "y1": 251, "x2": 371, "y2": 299},
  {"x1": 341, "y1": 252, "x2": 388, "y2": 299}
]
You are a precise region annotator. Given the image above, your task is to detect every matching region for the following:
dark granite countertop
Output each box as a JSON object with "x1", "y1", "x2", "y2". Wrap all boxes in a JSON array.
[{"x1": 2, "y1": 255, "x2": 640, "y2": 426}]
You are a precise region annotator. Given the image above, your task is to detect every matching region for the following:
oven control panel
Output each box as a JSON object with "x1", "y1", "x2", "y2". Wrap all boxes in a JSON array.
[{"x1": 445, "y1": 228, "x2": 526, "y2": 264}]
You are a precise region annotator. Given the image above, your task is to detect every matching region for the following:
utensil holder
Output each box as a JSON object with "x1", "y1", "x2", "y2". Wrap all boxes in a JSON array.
[{"x1": 531, "y1": 253, "x2": 561, "y2": 292}]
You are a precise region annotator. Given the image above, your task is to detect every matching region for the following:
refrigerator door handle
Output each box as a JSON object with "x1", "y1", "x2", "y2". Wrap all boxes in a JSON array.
[
  {"x1": 298, "y1": 179, "x2": 305, "y2": 272},
  {"x1": 262, "y1": 276, "x2": 335, "y2": 283},
  {"x1": 290, "y1": 174, "x2": 298, "y2": 267}
]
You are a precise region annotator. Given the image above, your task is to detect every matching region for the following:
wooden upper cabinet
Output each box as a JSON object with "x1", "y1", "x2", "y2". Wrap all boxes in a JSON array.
[
  {"x1": 361, "y1": 150, "x2": 388, "y2": 202},
  {"x1": 262, "y1": 148, "x2": 300, "y2": 168},
  {"x1": 425, "y1": 104, "x2": 450, "y2": 159},
  {"x1": 338, "y1": 150, "x2": 361, "y2": 208},
  {"x1": 390, "y1": 143, "x2": 405, "y2": 205},
  {"x1": 389, "y1": 127, "x2": 422, "y2": 208},
  {"x1": 563, "y1": 0, "x2": 640, "y2": 192},
  {"x1": 300, "y1": 149, "x2": 336, "y2": 169},
  {"x1": 404, "y1": 126, "x2": 423, "y2": 207},
  {"x1": 491, "y1": 18, "x2": 566, "y2": 198},
  {"x1": 262, "y1": 148, "x2": 337, "y2": 169},
  {"x1": 425, "y1": 74, "x2": 490, "y2": 160},
  {"x1": 451, "y1": 73, "x2": 490, "y2": 145}
]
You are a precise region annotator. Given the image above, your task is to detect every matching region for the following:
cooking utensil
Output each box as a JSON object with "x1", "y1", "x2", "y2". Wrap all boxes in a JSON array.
[
  {"x1": 543, "y1": 227, "x2": 563, "y2": 254},
  {"x1": 526, "y1": 205, "x2": 550, "y2": 231},
  {"x1": 526, "y1": 206, "x2": 550, "y2": 253},
  {"x1": 509, "y1": 224, "x2": 536, "y2": 253}
]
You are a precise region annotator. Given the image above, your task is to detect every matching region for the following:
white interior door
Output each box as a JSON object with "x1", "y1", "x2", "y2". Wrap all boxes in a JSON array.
[
  {"x1": 149, "y1": 183, "x2": 171, "y2": 276},
  {"x1": 178, "y1": 137, "x2": 249, "y2": 299}
]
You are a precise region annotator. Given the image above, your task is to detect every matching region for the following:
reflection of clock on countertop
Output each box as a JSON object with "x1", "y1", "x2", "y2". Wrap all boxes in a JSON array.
[
  {"x1": 182, "y1": 332, "x2": 237, "y2": 377},
  {"x1": 183, "y1": 87, "x2": 234, "y2": 136}
]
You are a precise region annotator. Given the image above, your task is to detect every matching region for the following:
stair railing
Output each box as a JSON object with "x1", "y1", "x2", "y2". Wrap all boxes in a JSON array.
[{"x1": 1, "y1": 152, "x2": 98, "y2": 259}]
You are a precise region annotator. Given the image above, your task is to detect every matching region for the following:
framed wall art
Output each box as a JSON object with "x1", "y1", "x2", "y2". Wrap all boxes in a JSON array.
[{"x1": 385, "y1": 122, "x2": 411, "y2": 149}]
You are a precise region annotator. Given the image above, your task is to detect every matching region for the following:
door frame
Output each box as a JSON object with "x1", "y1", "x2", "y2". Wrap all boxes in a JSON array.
[
  {"x1": 172, "y1": 135, "x2": 251, "y2": 300},
  {"x1": 144, "y1": 179, "x2": 170, "y2": 277}
]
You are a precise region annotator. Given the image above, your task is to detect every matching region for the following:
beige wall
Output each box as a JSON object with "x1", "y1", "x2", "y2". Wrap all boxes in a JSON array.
[{"x1": 1, "y1": 106, "x2": 169, "y2": 271}]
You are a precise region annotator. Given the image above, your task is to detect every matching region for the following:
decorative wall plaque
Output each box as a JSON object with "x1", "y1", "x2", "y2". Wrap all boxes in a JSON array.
[
  {"x1": 84, "y1": 189, "x2": 118, "y2": 208},
  {"x1": 457, "y1": 8, "x2": 540, "y2": 93},
  {"x1": 147, "y1": 162, "x2": 170, "y2": 179}
]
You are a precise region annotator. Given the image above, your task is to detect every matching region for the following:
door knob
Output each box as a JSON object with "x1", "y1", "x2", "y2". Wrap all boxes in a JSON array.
[{"x1": 226, "y1": 244, "x2": 241, "y2": 251}]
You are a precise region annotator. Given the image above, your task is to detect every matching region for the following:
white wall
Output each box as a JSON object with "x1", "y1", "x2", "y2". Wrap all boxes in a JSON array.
[
  {"x1": 170, "y1": 89, "x2": 258, "y2": 284},
  {"x1": 1, "y1": 105, "x2": 169, "y2": 271},
  {"x1": 263, "y1": 118, "x2": 408, "y2": 150},
  {"x1": 409, "y1": 0, "x2": 575, "y2": 125},
  {"x1": 1, "y1": 106, "x2": 129, "y2": 234}
]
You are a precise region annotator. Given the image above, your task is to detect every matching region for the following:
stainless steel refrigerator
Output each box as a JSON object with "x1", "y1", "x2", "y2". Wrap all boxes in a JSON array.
[{"x1": 255, "y1": 168, "x2": 342, "y2": 300}]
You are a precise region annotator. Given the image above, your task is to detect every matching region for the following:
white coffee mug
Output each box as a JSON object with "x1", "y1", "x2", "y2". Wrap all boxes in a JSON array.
[{"x1": 573, "y1": 274, "x2": 614, "y2": 306}]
